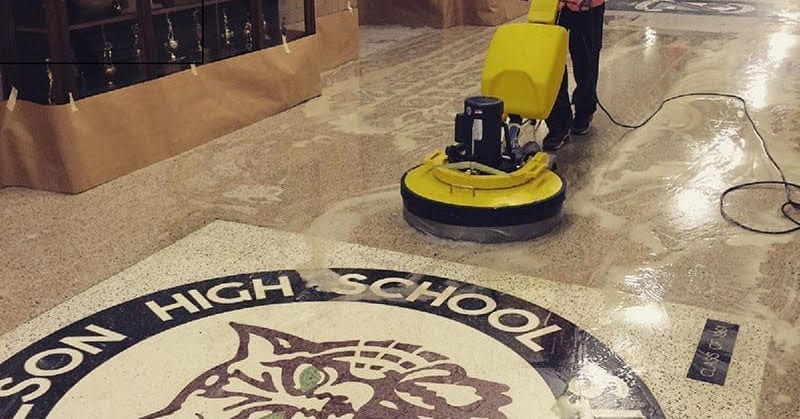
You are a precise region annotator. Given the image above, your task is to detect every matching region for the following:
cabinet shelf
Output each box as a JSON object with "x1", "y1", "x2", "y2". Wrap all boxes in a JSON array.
[
  {"x1": 17, "y1": 14, "x2": 137, "y2": 33},
  {"x1": 1, "y1": 0, "x2": 316, "y2": 105},
  {"x1": 15, "y1": 26, "x2": 48, "y2": 34},
  {"x1": 152, "y1": 0, "x2": 240, "y2": 16},
  {"x1": 69, "y1": 13, "x2": 137, "y2": 31}
]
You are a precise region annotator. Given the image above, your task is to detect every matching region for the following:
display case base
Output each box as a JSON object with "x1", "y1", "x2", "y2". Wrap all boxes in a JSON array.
[
  {"x1": 318, "y1": 8, "x2": 360, "y2": 71},
  {"x1": 0, "y1": 35, "x2": 322, "y2": 194}
]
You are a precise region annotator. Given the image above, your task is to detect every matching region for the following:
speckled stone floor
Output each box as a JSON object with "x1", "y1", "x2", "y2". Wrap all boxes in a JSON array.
[
  {"x1": 2, "y1": 1, "x2": 800, "y2": 417},
  {"x1": 0, "y1": 221, "x2": 773, "y2": 418}
]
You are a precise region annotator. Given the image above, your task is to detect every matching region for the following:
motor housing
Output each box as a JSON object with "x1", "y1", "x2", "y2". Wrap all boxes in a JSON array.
[{"x1": 447, "y1": 96, "x2": 504, "y2": 168}]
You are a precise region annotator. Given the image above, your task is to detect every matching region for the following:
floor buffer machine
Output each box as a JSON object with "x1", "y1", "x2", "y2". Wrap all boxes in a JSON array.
[{"x1": 401, "y1": 0, "x2": 570, "y2": 243}]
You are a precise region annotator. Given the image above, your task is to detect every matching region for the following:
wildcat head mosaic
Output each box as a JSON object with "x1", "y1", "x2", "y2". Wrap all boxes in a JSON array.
[{"x1": 145, "y1": 323, "x2": 512, "y2": 419}]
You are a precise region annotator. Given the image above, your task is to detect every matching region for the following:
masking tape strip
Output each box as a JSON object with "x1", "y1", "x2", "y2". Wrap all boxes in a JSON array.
[
  {"x1": 68, "y1": 93, "x2": 78, "y2": 112},
  {"x1": 282, "y1": 34, "x2": 291, "y2": 54},
  {"x1": 6, "y1": 86, "x2": 18, "y2": 111},
  {"x1": 347, "y1": 1, "x2": 353, "y2": 13},
  {"x1": 190, "y1": 64, "x2": 199, "y2": 76}
]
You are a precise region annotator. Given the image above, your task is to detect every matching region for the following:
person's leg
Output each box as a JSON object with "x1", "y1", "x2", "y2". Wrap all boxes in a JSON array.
[
  {"x1": 570, "y1": 3, "x2": 605, "y2": 134},
  {"x1": 543, "y1": 9, "x2": 574, "y2": 151},
  {"x1": 543, "y1": 68, "x2": 573, "y2": 150}
]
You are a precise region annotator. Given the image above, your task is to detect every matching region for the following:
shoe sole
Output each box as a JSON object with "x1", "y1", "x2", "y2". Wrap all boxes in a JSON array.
[
  {"x1": 571, "y1": 126, "x2": 591, "y2": 136},
  {"x1": 543, "y1": 136, "x2": 568, "y2": 152}
]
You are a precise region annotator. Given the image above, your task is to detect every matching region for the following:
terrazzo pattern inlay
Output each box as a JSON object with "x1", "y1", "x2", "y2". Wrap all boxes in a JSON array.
[
  {"x1": 0, "y1": 270, "x2": 665, "y2": 418},
  {"x1": 608, "y1": 0, "x2": 760, "y2": 17},
  {"x1": 3, "y1": 1, "x2": 800, "y2": 416},
  {"x1": 0, "y1": 221, "x2": 769, "y2": 418}
]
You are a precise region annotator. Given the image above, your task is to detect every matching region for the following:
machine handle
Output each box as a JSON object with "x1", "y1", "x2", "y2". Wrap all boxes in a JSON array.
[{"x1": 527, "y1": 0, "x2": 561, "y2": 25}]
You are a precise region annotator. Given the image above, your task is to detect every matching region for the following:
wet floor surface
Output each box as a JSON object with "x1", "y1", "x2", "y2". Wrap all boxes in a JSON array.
[
  {"x1": 0, "y1": 221, "x2": 774, "y2": 418},
  {"x1": 2, "y1": 1, "x2": 800, "y2": 417}
]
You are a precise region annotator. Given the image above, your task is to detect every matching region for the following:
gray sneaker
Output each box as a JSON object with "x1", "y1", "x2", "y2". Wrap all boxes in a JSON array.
[{"x1": 571, "y1": 114, "x2": 593, "y2": 135}]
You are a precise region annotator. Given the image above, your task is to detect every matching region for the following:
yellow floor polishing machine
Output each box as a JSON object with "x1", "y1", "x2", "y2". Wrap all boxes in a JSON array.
[{"x1": 401, "y1": 0, "x2": 569, "y2": 243}]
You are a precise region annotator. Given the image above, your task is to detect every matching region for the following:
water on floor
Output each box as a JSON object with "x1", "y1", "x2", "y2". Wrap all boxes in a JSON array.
[{"x1": 1, "y1": 1, "x2": 799, "y2": 417}]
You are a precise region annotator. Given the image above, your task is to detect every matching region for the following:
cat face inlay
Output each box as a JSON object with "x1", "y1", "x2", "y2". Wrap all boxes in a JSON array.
[{"x1": 143, "y1": 322, "x2": 513, "y2": 419}]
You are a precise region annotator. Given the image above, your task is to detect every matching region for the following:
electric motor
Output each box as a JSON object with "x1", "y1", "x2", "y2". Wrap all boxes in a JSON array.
[{"x1": 448, "y1": 96, "x2": 504, "y2": 168}]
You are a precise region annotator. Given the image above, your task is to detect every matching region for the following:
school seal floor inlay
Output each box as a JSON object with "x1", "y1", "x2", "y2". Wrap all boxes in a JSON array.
[{"x1": 0, "y1": 221, "x2": 769, "y2": 418}]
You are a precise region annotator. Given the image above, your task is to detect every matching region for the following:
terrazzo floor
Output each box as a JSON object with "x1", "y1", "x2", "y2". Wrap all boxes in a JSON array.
[
  {"x1": 0, "y1": 221, "x2": 772, "y2": 417},
  {"x1": 2, "y1": 0, "x2": 800, "y2": 417}
]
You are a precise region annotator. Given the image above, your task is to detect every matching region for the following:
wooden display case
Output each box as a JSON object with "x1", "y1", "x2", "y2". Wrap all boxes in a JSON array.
[{"x1": 0, "y1": 0, "x2": 316, "y2": 105}]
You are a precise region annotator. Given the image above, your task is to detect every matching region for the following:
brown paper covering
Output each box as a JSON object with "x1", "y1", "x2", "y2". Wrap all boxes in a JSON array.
[
  {"x1": 464, "y1": 0, "x2": 529, "y2": 26},
  {"x1": 359, "y1": 0, "x2": 528, "y2": 28},
  {"x1": 0, "y1": 35, "x2": 322, "y2": 193},
  {"x1": 317, "y1": 9, "x2": 360, "y2": 71}
]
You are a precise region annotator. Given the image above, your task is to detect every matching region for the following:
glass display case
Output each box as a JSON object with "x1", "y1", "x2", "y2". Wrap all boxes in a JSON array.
[{"x1": 0, "y1": 0, "x2": 315, "y2": 105}]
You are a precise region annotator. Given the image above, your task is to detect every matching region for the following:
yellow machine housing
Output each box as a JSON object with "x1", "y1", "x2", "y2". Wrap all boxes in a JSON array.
[
  {"x1": 403, "y1": 151, "x2": 564, "y2": 209},
  {"x1": 481, "y1": 0, "x2": 568, "y2": 120}
]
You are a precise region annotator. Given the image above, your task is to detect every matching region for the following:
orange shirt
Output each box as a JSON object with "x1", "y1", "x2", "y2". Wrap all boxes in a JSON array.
[{"x1": 558, "y1": 0, "x2": 606, "y2": 12}]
